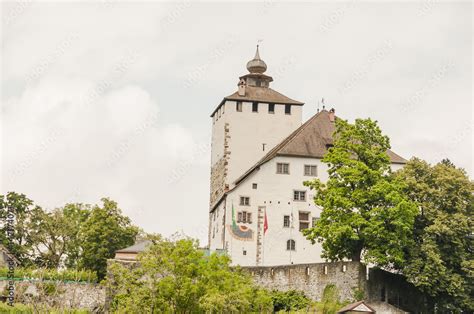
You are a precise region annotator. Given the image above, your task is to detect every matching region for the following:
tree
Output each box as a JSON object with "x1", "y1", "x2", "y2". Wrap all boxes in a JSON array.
[
  {"x1": 62, "y1": 203, "x2": 91, "y2": 268},
  {"x1": 395, "y1": 158, "x2": 474, "y2": 311},
  {"x1": 0, "y1": 192, "x2": 39, "y2": 266},
  {"x1": 28, "y1": 207, "x2": 71, "y2": 268},
  {"x1": 79, "y1": 198, "x2": 139, "y2": 280},
  {"x1": 107, "y1": 235, "x2": 273, "y2": 313},
  {"x1": 303, "y1": 118, "x2": 417, "y2": 268}
]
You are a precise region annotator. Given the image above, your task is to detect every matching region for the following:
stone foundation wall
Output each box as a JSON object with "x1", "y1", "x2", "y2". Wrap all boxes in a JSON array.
[
  {"x1": 246, "y1": 262, "x2": 430, "y2": 313},
  {"x1": 0, "y1": 280, "x2": 105, "y2": 312},
  {"x1": 246, "y1": 261, "x2": 366, "y2": 301}
]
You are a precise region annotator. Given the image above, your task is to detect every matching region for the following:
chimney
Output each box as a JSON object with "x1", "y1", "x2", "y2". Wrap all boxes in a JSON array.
[
  {"x1": 329, "y1": 108, "x2": 335, "y2": 122},
  {"x1": 238, "y1": 79, "x2": 246, "y2": 96}
]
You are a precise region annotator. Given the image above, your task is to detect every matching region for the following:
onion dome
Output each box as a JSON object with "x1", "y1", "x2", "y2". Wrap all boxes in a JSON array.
[{"x1": 246, "y1": 45, "x2": 267, "y2": 74}]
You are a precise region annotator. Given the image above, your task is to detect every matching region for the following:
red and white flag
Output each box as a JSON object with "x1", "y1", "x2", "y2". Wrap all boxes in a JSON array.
[{"x1": 263, "y1": 209, "x2": 268, "y2": 235}]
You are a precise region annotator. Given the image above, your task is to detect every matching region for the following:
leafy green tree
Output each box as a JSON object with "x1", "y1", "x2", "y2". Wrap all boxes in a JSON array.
[
  {"x1": 107, "y1": 235, "x2": 273, "y2": 313},
  {"x1": 396, "y1": 158, "x2": 474, "y2": 311},
  {"x1": 62, "y1": 203, "x2": 91, "y2": 268},
  {"x1": 79, "y1": 198, "x2": 138, "y2": 280},
  {"x1": 0, "y1": 192, "x2": 39, "y2": 266},
  {"x1": 29, "y1": 207, "x2": 71, "y2": 268},
  {"x1": 303, "y1": 118, "x2": 417, "y2": 268}
]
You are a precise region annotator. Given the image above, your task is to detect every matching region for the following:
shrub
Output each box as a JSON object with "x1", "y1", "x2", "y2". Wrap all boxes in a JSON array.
[
  {"x1": 0, "y1": 267, "x2": 98, "y2": 283},
  {"x1": 270, "y1": 289, "x2": 312, "y2": 311}
]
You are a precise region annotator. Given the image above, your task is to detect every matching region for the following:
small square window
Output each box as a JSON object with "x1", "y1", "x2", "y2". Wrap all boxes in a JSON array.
[
  {"x1": 240, "y1": 196, "x2": 250, "y2": 206},
  {"x1": 277, "y1": 163, "x2": 290, "y2": 174},
  {"x1": 236, "y1": 101, "x2": 242, "y2": 112},
  {"x1": 252, "y1": 102, "x2": 258, "y2": 112},
  {"x1": 304, "y1": 165, "x2": 317, "y2": 176},
  {"x1": 243, "y1": 250, "x2": 247, "y2": 255},
  {"x1": 252, "y1": 183, "x2": 257, "y2": 189},
  {"x1": 285, "y1": 104, "x2": 291, "y2": 114},
  {"x1": 293, "y1": 191, "x2": 306, "y2": 201},
  {"x1": 268, "y1": 103, "x2": 275, "y2": 113},
  {"x1": 237, "y1": 211, "x2": 252, "y2": 223}
]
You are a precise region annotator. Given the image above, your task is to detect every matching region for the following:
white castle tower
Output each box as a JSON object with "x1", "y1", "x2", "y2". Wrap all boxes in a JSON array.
[
  {"x1": 208, "y1": 48, "x2": 406, "y2": 267},
  {"x1": 209, "y1": 46, "x2": 304, "y2": 208}
]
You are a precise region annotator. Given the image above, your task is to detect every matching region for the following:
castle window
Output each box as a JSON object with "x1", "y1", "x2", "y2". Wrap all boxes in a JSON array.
[
  {"x1": 243, "y1": 249, "x2": 247, "y2": 255},
  {"x1": 237, "y1": 211, "x2": 252, "y2": 223},
  {"x1": 276, "y1": 162, "x2": 289, "y2": 174},
  {"x1": 286, "y1": 239, "x2": 296, "y2": 251},
  {"x1": 252, "y1": 102, "x2": 258, "y2": 112},
  {"x1": 285, "y1": 104, "x2": 291, "y2": 114},
  {"x1": 293, "y1": 190, "x2": 306, "y2": 202},
  {"x1": 304, "y1": 165, "x2": 317, "y2": 176},
  {"x1": 268, "y1": 103, "x2": 275, "y2": 113},
  {"x1": 299, "y1": 211, "x2": 310, "y2": 231},
  {"x1": 240, "y1": 196, "x2": 250, "y2": 206},
  {"x1": 236, "y1": 101, "x2": 242, "y2": 112},
  {"x1": 252, "y1": 183, "x2": 257, "y2": 189},
  {"x1": 342, "y1": 264, "x2": 347, "y2": 272},
  {"x1": 283, "y1": 215, "x2": 290, "y2": 228}
]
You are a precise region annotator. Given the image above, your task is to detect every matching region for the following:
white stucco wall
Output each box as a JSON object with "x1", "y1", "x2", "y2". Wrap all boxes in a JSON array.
[
  {"x1": 219, "y1": 156, "x2": 327, "y2": 267},
  {"x1": 221, "y1": 100, "x2": 302, "y2": 187},
  {"x1": 212, "y1": 155, "x2": 406, "y2": 267}
]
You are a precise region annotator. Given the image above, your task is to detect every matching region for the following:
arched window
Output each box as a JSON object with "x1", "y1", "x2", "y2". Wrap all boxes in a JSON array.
[{"x1": 286, "y1": 239, "x2": 295, "y2": 251}]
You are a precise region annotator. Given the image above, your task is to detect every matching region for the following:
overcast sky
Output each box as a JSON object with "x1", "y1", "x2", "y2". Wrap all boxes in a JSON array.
[{"x1": 1, "y1": 1, "x2": 472, "y2": 244}]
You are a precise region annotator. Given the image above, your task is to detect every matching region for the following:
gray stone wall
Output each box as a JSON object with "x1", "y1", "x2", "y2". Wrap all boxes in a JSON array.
[
  {"x1": 0, "y1": 280, "x2": 105, "y2": 312},
  {"x1": 246, "y1": 261, "x2": 366, "y2": 302},
  {"x1": 246, "y1": 262, "x2": 429, "y2": 313},
  {"x1": 209, "y1": 123, "x2": 230, "y2": 207}
]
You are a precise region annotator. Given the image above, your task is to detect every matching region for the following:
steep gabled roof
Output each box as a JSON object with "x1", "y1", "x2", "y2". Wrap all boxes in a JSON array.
[
  {"x1": 234, "y1": 109, "x2": 406, "y2": 186},
  {"x1": 224, "y1": 86, "x2": 304, "y2": 105},
  {"x1": 115, "y1": 240, "x2": 151, "y2": 254}
]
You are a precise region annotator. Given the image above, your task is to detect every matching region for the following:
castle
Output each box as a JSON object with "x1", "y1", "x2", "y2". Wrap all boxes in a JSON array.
[{"x1": 208, "y1": 47, "x2": 406, "y2": 267}]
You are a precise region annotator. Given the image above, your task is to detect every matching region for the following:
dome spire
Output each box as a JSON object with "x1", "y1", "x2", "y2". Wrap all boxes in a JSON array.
[
  {"x1": 254, "y1": 44, "x2": 261, "y2": 60},
  {"x1": 246, "y1": 45, "x2": 267, "y2": 74}
]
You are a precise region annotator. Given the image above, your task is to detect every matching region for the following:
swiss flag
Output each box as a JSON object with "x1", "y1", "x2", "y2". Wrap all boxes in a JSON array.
[{"x1": 263, "y1": 209, "x2": 268, "y2": 235}]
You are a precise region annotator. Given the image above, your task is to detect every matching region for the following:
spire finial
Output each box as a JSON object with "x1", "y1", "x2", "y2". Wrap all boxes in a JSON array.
[
  {"x1": 247, "y1": 44, "x2": 267, "y2": 73},
  {"x1": 254, "y1": 44, "x2": 261, "y2": 60}
]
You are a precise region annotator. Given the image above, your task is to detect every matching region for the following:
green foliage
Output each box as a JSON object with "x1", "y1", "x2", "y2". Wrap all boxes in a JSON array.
[
  {"x1": 270, "y1": 289, "x2": 311, "y2": 311},
  {"x1": 0, "y1": 192, "x2": 39, "y2": 267},
  {"x1": 315, "y1": 284, "x2": 348, "y2": 314},
  {"x1": 78, "y1": 198, "x2": 139, "y2": 280},
  {"x1": 351, "y1": 287, "x2": 365, "y2": 301},
  {"x1": 107, "y1": 235, "x2": 273, "y2": 313},
  {"x1": 0, "y1": 267, "x2": 98, "y2": 283},
  {"x1": 0, "y1": 303, "x2": 89, "y2": 313},
  {"x1": 395, "y1": 158, "x2": 474, "y2": 312},
  {"x1": 303, "y1": 118, "x2": 418, "y2": 268}
]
